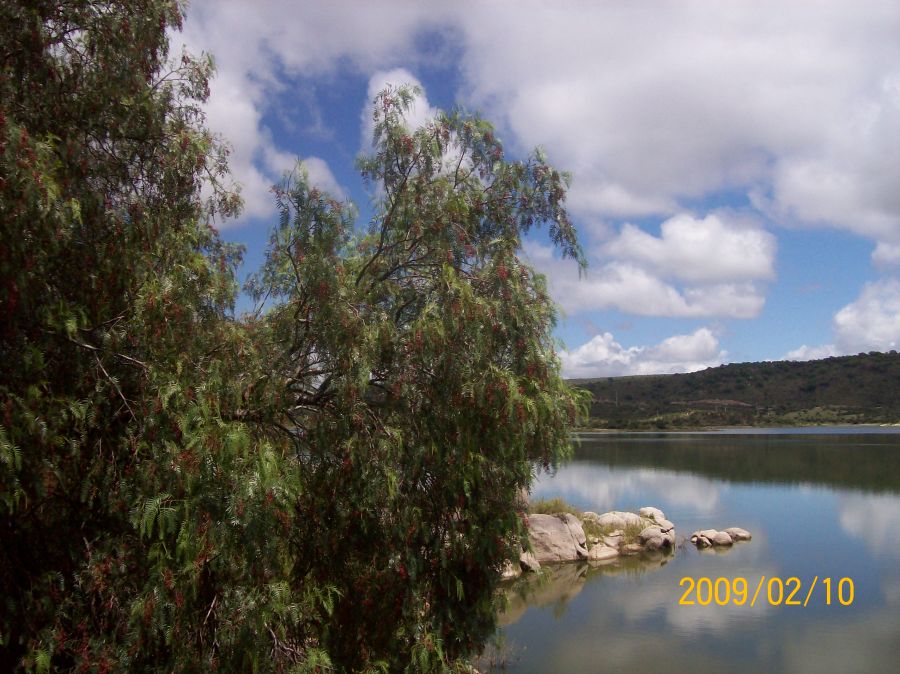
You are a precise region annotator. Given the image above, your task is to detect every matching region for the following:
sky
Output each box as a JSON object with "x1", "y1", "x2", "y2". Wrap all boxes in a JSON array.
[{"x1": 177, "y1": 0, "x2": 900, "y2": 379}]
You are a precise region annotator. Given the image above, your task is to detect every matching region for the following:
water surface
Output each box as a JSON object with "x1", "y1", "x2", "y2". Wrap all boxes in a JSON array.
[{"x1": 493, "y1": 430, "x2": 900, "y2": 673}]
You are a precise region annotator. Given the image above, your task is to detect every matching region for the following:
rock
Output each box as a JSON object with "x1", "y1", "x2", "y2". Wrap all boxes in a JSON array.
[
  {"x1": 724, "y1": 527, "x2": 752, "y2": 541},
  {"x1": 644, "y1": 536, "x2": 665, "y2": 551},
  {"x1": 519, "y1": 550, "x2": 541, "y2": 573},
  {"x1": 501, "y1": 560, "x2": 521, "y2": 580},
  {"x1": 622, "y1": 543, "x2": 644, "y2": 555},
  {"x1": 691, "y1": 528, "x2": 735, "y2": 547},
  {"x1": 621, "y1": 511, "x2": 644, "y2": 527},
  {"x1": 526, "y1": 513, "x2": 589, "y2": 562},
  {"x1": 602, "y1": 533, "x2": 623, "y2": 548},
  {"x1": 595, "y1": 512, "x2": 626, "y2": 529},
  {"x1": 639, "y1": 525, "x2": 664, "y2": 543},
  {"x1": 639, "y1": 506, "x2": 666, "y2": 521},
  {"x1": 639, "y1": 524, "x2": 675, "y2": 551},
  {"x1": 655, "y1": 517, "x2": 675, "y2": 533},
  {"x1": 560, "y1": 512, "x2": 588, "y2": 549},
  {"x1": 582, "y1": 511, "x2": 601, "y2": 522},
  {"x1": 596, "y1": 510, "x2": 643, "y2": 529},
  {"x1": 588, "y1": 544, "x2": 619, "y2": 561}
]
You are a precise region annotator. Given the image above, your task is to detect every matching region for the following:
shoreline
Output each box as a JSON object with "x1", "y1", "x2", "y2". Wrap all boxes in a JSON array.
[{"x1": 573, "y1": 422, "x2": 900, "y2": 435}]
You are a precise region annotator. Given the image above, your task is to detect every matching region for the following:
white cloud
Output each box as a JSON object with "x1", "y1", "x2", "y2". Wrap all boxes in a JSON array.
[
  {"x1": 453, "y1": 1, "x2": 900, "y2": 247},
  {"x1": 526, "y1": 241, "x2": 767, "y2": 319},
  {"x1": 180, "y1": 1, "x2": 422, "y2": 224},
  {"x1": 604, "y1": 212, "x2": 776, "y2": 283},
  {"x1": 560, "y1": 327, "x2": 725, "y2": 378},
  {"x1": 296, "y1": 157, "x2": 346, "y2": 199},
  {"x1": 764, "y1": 71, "x2": 900, "y2": 254},
  {"x1": 833, "y1": 279, "x2": 900, "y2": 353},
  {"x1": 783, "y1": 278, "x2": 900, "y2": 358},
  {"x1": 181, "y1": 0, "x2": 900, "y2": 252},
  {"x1": 873, "y1": 241, "x2": 900, "y2": 268},
  {"x1": 784, "y1": 344, "x2": 839, "y2": 362}
]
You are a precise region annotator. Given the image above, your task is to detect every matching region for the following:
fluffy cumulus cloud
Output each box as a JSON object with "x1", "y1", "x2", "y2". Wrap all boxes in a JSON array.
[
  {"x1": 181, "y1": 2, "x2": 900, "y2": 236},
  {"x1": 604, "y1": 212, "x2": 775, "y2": 283},
  {"x1": 785, "y1": 278, "x2": 900, "y2": 359},
  {"x1": 833, "y1": 279, "x2": 900, "y2": 352},
  {"x1": 179, "y1": 0, "x2": 900, "y2": 369},
  {"x1": 177, "y1": 1, "x2": 445, "y2": 223},
  {"x1": 560, "y1": 327, "x2": 725, "y2": 379},
  {"x1": 525, "y1": 241, "x2": 767, "y2": 319},
  {"x1": 453, "y1": 1, "x2": 900, "y2": 250}
]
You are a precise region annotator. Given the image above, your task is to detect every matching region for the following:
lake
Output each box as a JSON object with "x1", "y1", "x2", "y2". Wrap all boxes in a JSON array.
[{"x1": 491, "y1": 428, "x2": 900, "y2": 673}]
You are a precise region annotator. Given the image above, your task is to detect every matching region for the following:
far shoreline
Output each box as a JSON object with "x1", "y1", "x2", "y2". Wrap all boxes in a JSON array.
[{"x1": 573, "y1": 423, "x2": 900, "y2": 435}]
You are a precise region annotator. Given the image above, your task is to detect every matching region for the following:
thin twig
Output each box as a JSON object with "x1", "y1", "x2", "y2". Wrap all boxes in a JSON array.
[{"x1": 94, "y1": 353, "x2": 135, "y2": 420}]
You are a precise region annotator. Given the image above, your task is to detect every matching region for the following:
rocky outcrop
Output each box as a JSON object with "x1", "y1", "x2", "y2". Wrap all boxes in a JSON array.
[
  {"x1": 526, "y1": 513, "x2": 589, "y2": 563},
  {"x1": 510, "y1": 505, "x2": 752, "y2": 574},
  {"x1": 520, "y1": 505, "x2": 676, "y2": 568},
  {"x1": 690, "y1": 527, "x2": 752, "y2": 548}
]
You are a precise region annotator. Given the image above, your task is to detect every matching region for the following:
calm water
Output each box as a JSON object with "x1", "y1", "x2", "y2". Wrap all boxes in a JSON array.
[{"x1": 493, "y1": 429, "x2": 900, "y2": 673}]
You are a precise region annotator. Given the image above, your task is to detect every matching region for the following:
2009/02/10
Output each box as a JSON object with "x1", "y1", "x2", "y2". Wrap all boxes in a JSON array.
[{"x1": 678, "y1": 576, "x2": 855, "y2": 607}]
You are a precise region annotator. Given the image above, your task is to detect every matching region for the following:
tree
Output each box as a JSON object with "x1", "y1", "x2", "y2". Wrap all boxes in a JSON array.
[
  {"x1": 1, "y1": 1, "x2": 587, "y2": 670},
  {"x1": 243, "y1": 86, "x2": 588, "y2": 670},
  {"x1": 1, "y1": 1, "x2": 248, "y2": 670}
]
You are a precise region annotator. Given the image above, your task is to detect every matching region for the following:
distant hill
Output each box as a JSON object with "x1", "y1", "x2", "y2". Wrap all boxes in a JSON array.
[{"x1": 569, "y1": 351, "x2": 900, "y2": 429}]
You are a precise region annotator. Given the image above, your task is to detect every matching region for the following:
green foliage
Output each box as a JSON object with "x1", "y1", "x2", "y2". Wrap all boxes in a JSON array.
[
  {"x1": 243, "y1": 85, "x2": 588, "y2": 671},
  {"x1": 1, "y1": 5, "x2": 587, "y2": 672}
]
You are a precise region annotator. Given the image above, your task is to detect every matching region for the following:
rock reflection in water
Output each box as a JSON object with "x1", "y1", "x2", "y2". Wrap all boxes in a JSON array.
[{"x1": 499, "y1": 552, "x2": 673, "y2": 628}]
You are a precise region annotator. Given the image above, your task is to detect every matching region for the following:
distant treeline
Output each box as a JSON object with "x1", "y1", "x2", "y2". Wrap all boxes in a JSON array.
[{"x1": 570, "y1": 351, "x2": 900, "y2": 429}]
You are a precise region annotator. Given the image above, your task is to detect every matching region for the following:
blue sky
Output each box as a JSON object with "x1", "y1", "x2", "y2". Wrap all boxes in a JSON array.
[{"x1": 179, "y1": 1, "x2": 900, "y2": 378}]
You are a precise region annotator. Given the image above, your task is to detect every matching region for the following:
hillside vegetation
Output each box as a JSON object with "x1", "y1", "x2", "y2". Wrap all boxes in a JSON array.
[{"x1": 571, "y1": 351, "x2": 900, "y2": 429}]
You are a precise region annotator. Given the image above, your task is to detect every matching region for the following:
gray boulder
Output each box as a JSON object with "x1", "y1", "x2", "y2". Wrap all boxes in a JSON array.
[
  {"x1": 596, "y1": 510, "x2": 643, "y2": 529},
  {"x1": 724, "y1": 527, "x2": 752, "y2": 541},
  {"x1": 526, "y1": 513, "x2": 589, "y2": 562},
  {"x1": 690, "y1": 528, "x2": 737, "y2": 547},
  {"x1": 639, "y1": 524, "x2": 674, "y2": 550},
  {"x1": 639, "y1": 506, "x2": 666, "y2": 521},
  {"x1": 519, "y1": 550, "x2": 541, "y2": 573},
  {"x1": 639, "y1": 525, "x2": 664, "y2": 543},
  {"x1": 602, "y1": 532, "x2": 624, "y2": 548},
  {"x1": 655, "y1": 517, "x2": 675, "y2": 533},
  {"x1": 560, "y1": 513, "x2": 588, "y2": 549},
  {"x1": 587, "y1": 544, "x2": 619, "y2": 561}
]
